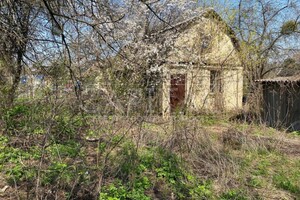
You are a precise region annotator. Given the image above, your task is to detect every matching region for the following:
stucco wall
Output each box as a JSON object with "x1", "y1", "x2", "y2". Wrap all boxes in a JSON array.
[
  {"x1": 160, "y1": 65, "x2": 243, "y2": 116},
  {"x1": 222, "y1": 68, "x2": 243, "y2": 110},
  {"x1": 159, "y1": 16, "x2": 243, "y2": 116},
  {"x1": 166, "y1": 18, "x2": 241, "y2": 66}
]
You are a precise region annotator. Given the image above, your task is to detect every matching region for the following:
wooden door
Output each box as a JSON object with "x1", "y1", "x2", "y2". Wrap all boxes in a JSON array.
[{"x1": 170, "y1": 74, "x2": 186, "y2": 112}]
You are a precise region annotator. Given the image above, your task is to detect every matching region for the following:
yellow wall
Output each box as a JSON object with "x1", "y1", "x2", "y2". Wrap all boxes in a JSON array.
[
  {"x1": 167, "y1": 18, "x2": 241, "y2": 66},
  {"x1": 160, "y1": 17, "x2": 243, "y2": 116}
]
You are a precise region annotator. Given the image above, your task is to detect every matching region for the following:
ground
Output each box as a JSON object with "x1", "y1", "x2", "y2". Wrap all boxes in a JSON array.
[{"x1": 0, "y1": 110, "x2": 300, "y2": 199}]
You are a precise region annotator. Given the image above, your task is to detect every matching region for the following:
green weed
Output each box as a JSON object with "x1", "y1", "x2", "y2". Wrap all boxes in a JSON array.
[
  {"x1": 290, "y1": 131, "x2": 300, "y2": 137},
  {"x1": 273, "y1": 172, "x2": 300, "y2": 195},
  {"x1": 41, "y1": 161, "x2": 90, "y2": 187},
  {"x1": 247, "y1": 176, "x2": 263, "y2": 188},
  {"x1": 7, "y1": 165, "x2": 36, "y2": 185},
  {"x1": 198, "y1": 115, "x2": 219, "y2": 126},
  {"x1": 0, "y1": 145, "x2": 40, "y2": 185},
  {"x1": 220, "y1": 189, "x2": 248, "y2": 200},
  {"x1": 99, "y1": 180, "x2": 150, "y2": 200},
  {"x1": 47, "y1": 141, "x2": 82, "y2": 158},
  {"x1": 102, "y1": 141, "x2": 213, "y2": 199}
]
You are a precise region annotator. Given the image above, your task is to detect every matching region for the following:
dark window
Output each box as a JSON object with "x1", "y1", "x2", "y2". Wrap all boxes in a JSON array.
[
  {"x1": 201, "y1": 35, "x2": 212, "y2": 54},
  {"x1": 210, "y1": 70, "x2": 222, "y2": 93}
]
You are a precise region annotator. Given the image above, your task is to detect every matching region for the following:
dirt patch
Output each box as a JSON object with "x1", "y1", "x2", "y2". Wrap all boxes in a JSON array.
[{"x1": 277, "y1": 139, "x2": 300, "y2": 157}]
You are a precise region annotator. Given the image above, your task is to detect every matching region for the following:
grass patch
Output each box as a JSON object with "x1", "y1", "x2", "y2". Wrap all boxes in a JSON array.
[
  {"x1": 272, "y1": 160, "x2": 300, "y2": 195},
  {"x1": 1, "y1": 104, "x2": 300, "y2": 199}
]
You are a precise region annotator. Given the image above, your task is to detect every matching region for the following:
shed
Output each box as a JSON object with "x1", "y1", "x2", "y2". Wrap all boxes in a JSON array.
[{"x1": 256, "y1": 75, "x2": 300, "y2": 130}]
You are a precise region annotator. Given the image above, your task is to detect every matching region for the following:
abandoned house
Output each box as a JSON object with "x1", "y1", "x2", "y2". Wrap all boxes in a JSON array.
[
  {"x1": 256, "y1": 75, "x2": 300, "y2": 130},
  {"x1": 89, "y1": 8, "x2": 243, "y2": 116},
  {"x1": 136, "y1": 8, "x2": 243, "y2": 116}
]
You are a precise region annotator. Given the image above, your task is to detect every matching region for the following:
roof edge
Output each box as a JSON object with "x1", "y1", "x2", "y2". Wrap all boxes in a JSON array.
[{"x1": 256, "y1": 75, "x2": 300, "y2": 83}]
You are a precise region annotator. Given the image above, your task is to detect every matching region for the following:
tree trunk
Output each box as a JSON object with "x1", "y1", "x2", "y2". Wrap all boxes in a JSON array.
[{"x1": 7, "y1": 51, "x2": 23, "y2": 107}]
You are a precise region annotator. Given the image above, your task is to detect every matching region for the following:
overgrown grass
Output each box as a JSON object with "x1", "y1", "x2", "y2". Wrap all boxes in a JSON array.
[
  {"x1": 100, "y1": 142, "x2": 213, "y2": 200},
  {"x1": 0, "y1": 102, "x2": 299, "y2": 199}
]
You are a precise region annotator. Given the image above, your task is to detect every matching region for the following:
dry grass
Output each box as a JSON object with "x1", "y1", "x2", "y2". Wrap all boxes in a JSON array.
[{"x1": 1, "y1": 113, "x2": 299, "y2": 199}]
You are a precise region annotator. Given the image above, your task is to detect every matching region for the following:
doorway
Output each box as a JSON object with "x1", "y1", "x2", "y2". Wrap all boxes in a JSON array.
[{"x1": 170, "y1": 74, "x2": 186, "y2": 112}]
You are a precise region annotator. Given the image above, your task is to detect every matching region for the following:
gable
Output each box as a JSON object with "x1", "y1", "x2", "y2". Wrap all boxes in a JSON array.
[
  {"x1": 143, "y1": 9, "x2": 242, "y2": 68},
  {"x1": 167, "y1": 17, "x2": 241, "y2": 66}
]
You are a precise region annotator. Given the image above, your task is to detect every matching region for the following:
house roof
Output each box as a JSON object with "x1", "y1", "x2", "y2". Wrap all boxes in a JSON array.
[
  {"x1": 121, "y1": 8, "x2": 242, "y2": 69},
  {"x1": 148, "y1": 8, "x2": 240, "y2": 52},
  {"x1": 150, "y1": 8, "x2": 214, "y2": 35},
  {"x1": 256, "y1": 75, "x2": 300, "y2": 83}
]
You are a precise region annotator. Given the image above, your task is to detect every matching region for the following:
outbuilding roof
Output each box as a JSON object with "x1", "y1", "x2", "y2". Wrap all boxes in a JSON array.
[{"x1": 256, "y1": 75, "x2": 300, "y2": 83}]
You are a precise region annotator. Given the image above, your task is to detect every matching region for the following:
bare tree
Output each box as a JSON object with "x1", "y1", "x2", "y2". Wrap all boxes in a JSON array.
[
  {"x1": 0, "y1": 0, "x2": 41, "y2": 106},
  {"x1": 234, "y1": 0, "x2": 300, "y2": 93}
]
